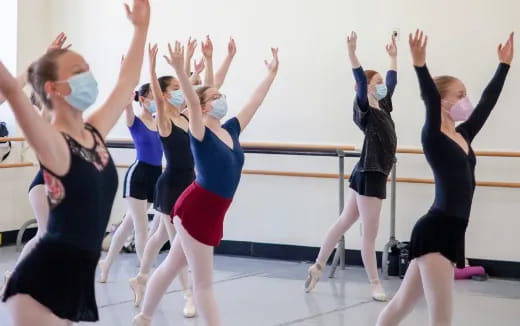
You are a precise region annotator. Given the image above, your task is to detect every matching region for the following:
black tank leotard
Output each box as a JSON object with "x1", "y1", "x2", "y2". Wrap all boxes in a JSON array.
[{"x1": 153, "y1": 115, "x2": 195, "y2": 215}]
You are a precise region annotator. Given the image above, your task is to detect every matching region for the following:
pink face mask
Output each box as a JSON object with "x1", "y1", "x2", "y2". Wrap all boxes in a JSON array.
[{"x1": 448, "y1": 97, "x2": 474, "y2": 122}]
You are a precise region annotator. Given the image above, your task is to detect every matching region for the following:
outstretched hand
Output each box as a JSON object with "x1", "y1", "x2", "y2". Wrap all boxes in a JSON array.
[
  {"x1": 148, "y1": 43, "x2": 158, "y2": 70},
  {"x1": 46, "y1": 32, "x2": 72, "y2": 53},
  {"x1": 201, "y1": 35, "x2": 213, "y2": 58},
  {"x1": 498, "y1": 32, "x2": 514, "y2": 64},
  {"x1": 124, "y1": 0, "x2": 150, "y2": 28},
  {"x1": 228, "y1": 37, "x2": 237, "y2": 57},
  {"x1": 186, "y1": 37, "x2": 197, "y2": 59},
  {"x1": 194, "y1": 58, "x2": 205, "y2": 75},
  {"x1": 164, "y1": 41, "x2": 185, "y2": 72},
  {"x1": 386, "y1": 35, "x2": 397, "y2": 58},
  {"x1": 347, "y1": 31, "x2": 357, "y2": 55},
  {"x1": 264, "y1": 48, "x2": 279, "y2": 74},
  {"x1": 409, "y1": 29, "x2": 428, "y2": 67}
]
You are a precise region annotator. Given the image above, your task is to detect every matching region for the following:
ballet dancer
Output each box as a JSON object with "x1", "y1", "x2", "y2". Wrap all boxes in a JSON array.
[
  {"x1": 0, "y1": 0, "x2": 150, "y2": 324},
  {"x1": 132, "y1": 41, "x2": 278, "y2": 326},
  {"x1": 376, "y1": 30, "x2": 513, "y2": 326},
  {"x1": 305, "y1": 32, "x2": 398, "y2": 301}
]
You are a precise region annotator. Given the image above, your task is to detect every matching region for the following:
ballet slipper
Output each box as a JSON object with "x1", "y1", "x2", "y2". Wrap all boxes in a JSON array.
[
  {"x1": 183, "y1": 289, "x2": 197, "y2": 318},
  {"x1": 97, "y1": 259, "x2": 109, "y2": 283},
  {"x1": 129, "y1": 274, "x2": 148, "y2": 307},
  {"x1": 370, "y1": 279, "x2": 388, "y2": 302},
  {"x1": 304, "y1": 262, "x2": 323, "y2": 293}
]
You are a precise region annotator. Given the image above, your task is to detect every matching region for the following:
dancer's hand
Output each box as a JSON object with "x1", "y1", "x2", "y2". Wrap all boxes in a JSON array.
[
  {"x1": 124, "y1": 0, "x2": 150, "y2": 28},
  {"x1": 409, "y1": 29, "x2": 427, "y2": 67},
  {"x1": 186, "y1": 37, "x2": 197, "y2": 59},
  {"x1": 194, "y1": 58, "x2": 205, "y2": 75},
  {"x1": 46, "y1": 32, "x2": 71, "y2": 53},
  {"x1": 264, "y1": 48, "x2": 279, "y2": 75},
  {"x1": 347, "y1": 31, "x2": 357, "y2": 55},
  {"x1": 201, "y1": 35, "x2": 213, "y2": 59},
  {"x1": 498, "y1": 32, "x2": 514, "y2": 64},
  {"x1": 164, "y1": 41, "x2": 185, "y2": 72},
  {"x1": 386, "y1": 35, "x2": 397, "y2": 58},
  {"x1": 148, "y1": 43, "x2": 158, "y2": 70},
  {"x1": 228, "y1": 37, "x2": 237, "y2": 57}
]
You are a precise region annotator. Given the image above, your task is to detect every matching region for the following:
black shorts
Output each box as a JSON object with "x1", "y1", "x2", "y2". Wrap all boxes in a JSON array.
[
  {"x1": 154, "y1": 168, "x2": 195, "y2": 215},
  {"x1": 349, "y1": 167, "x2": 387, "y2": 199},
  {"x1": 28, "y1": 170, "x2": 44, "y2": 192},
  {"x1": 123, "y1": 161, "x2": 162, "y2": 202}
]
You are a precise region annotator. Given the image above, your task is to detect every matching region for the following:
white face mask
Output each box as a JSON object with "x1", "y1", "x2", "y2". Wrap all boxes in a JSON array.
[{"x1": 208, "y1": 96, "x2": 228, "y2": 120}]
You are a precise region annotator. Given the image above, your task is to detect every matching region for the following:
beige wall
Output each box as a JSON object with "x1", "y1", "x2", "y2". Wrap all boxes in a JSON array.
[{"x1": 1, "y1": 0, "x2": 519, "y2": 262}]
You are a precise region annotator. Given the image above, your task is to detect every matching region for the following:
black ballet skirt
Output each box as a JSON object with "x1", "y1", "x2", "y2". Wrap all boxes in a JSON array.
[
  {"x1": 2, "y1": 237, "x2": 101, "y2": 321},
  {"x1": 409, "y1": 208, "x2": 468, "y2": 268}
]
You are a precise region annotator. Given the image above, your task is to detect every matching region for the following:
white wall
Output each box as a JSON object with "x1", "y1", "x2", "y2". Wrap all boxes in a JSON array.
[{"x1": 1, "y1": 0, "x2": 520, "y2": 262}]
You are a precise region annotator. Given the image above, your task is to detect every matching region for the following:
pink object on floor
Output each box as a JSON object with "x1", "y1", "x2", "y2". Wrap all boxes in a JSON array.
[{"x1": 455, "y1": 266, "x2": 486, "y2": 280}]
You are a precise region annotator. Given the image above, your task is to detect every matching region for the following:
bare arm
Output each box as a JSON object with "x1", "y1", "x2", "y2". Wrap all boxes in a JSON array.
[
  {"x1": 87, "y1": 0, "x2": 150, "y2": 138},
  {"x1": 237, "y1": 48, "x2": 279, "y2": 131},
  {"x1": 0, "y1": 61, "x2": 68, "y2": 170},
  {"x1": 149, "y1": 44, "x2": 171, "y2": 137},
  {"x1": 165, "y1": 41, "x2": 205, "y2": 140},
  {"x1": 184, "y1": 37, "x2": 197, "y2": 75},
  {"x1": 190, "y1": 57, "x2": 205, "y2": 84},
  {"x1": 125, "y1": 102, "x2": 135, "y2": 127},
  {"x1": 214, "y1": 37, "x2": 237, "y2": 89},
  {"x1": 201, "y1": 36, "x2": 215, "y2": 87},
  {"x1": 0, "y1": 73, "x2": 25, "y2": 105}
]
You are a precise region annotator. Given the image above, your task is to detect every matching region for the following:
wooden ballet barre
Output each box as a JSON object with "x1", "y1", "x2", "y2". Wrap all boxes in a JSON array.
[
  {"x1": 0, "y1": 162, "x2": 34, "y2": 169},
  {"x1": 241, "y1": 170, "x2": 520, "y2": 188},
  {"x1": 115, "y1": 165, "x2": 520, "y2": 189},
  {"x1": 0, "y1": 137, "x2": 27, "y2": 142},
  {"x1": 107, "y1": 139, "x2": 520, "y2": 158},
  {"x1": 397, "y1": 147, "x2": 520, "y2": 158}
]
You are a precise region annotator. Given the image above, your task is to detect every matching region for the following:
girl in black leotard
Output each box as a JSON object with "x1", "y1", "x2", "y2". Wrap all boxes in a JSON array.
[
  {"x1": 0, "y1": 1, "x2": 150, "y2": 324},
  {"x1": 377, "y1": 30, "x2": 514, "y2": 326}
]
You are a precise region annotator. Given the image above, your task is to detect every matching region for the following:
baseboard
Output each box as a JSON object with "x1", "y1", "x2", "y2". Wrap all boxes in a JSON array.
[
  {"x1": 2, "y1": 230, "x2": 518, "y2": 279},
  {"x1": 0, "y1": 228, "x2": 37, "y2": 247},
  {"x1": 215, "y1": 240, "x2": 520, "y2": 279}
]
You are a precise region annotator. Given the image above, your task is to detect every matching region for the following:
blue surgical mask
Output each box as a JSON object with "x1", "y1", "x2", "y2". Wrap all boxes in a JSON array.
[
  {"x1": 147, "y1": 101, "x2": 157, "y2": 114},
  {"x1": 374, "y1": 84, "x2": 388, "y2": 101},
  {"x1": 168, "y1": 90, "x2": 185, "y2": 108},
  {"x1": 60, "y1": 71, "x2": 99, "y2": 111},
  {"x1": 209, "y1": 96, "x2": 228, "y2": 120}
]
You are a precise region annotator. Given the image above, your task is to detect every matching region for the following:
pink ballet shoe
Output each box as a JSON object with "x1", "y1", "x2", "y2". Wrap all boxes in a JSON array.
[
  {"x1": 183, "y1": 290, "x2": 197, "y2": 318},
  {"x1": 370, "y1": 279, "x2": 388, "y2": 302},
  {"x1": 97, "y1": 259, "x2": 108, "y2": 283},
  {"x1": 304, "y1": 263, "x2": 323, "y2": 293},
  {"x1": 129, "y1": 274, "x2": 148, "y2": 307}
]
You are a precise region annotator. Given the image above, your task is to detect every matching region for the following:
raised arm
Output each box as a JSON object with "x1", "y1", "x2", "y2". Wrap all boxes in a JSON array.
[
  {"x1": 201, "y1": 36, "x2": 215, "y2": 87},
  {"x1": 0, "y1": 32, "x2": 71, "y2": 106},
  {"x1": 0, "y1": 74, "x2": 25, "y2": 105},
  {"x1": 0, "y1": 62, "x2": 66, "y2": 167},
  {"x1": 459, "y1": 32, "x2": 514, "y2": 142},
  {"x1": 148, "y1": 44, "x2": 170, "y2": 137},
  {"x1": 125, "y1": 100, "x2": 135, "y2": 127},
  {"x1": 184, "y1": 37, "x2": 197, "y2": 75},
  {"x1": 410, "y1": 30, "x2": 441, "y2": 132},
  {"x1": 347, "y1": 32, "x2": 369, "y2": 110},
  {"x1": 165, "y1": 41, "x2": 205, "y2": 140},
  {"x1": 236, "y1": 48, "x2": 279, "y2": 131},
  {"x1": 385, "y1": 35, "x2": 398, "y2": 97},
  {"x1": 190, "y1": 57, "x2": 205, "y2": 85},
  {"x1": 214, "y1": 37, "x2": 237, "y2": 89},
  {"x1": 87, "y1": 0, "x2": 150, "y2": 138},
  {"x1": 0, "y1": 32, "x2": 76, "y2": 166}
]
